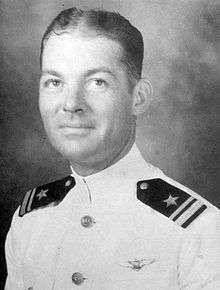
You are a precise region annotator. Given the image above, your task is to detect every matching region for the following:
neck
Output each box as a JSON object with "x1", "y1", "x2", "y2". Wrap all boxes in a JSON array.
[{"x1": 70, "y1": 134, "x2": 136, "y2": 177}]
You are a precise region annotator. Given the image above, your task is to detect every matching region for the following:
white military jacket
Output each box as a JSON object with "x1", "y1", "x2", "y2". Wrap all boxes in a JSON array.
[{"x1": 5, "y1": 144, "x2": 220, "y2": 289}]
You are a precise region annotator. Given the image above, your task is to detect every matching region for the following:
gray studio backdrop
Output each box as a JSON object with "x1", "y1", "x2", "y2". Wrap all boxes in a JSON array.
[{"x1": 1, "y1": 0, "x2": 220, "y2": 234}]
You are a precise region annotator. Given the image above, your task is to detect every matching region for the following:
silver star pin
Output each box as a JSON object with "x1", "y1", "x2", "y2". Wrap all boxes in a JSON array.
[
  {"x1": 36, "y1": 189, "x2": 48, "y2": 200},
  {"x1": 163, "y1": 194, "x2": 179, "y2": 207}
]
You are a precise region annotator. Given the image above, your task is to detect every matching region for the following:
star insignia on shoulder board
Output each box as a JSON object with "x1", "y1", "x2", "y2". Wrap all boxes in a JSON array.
[
  {"x1": 36, "y1": 189, "x2": 48, "y2": 200},
  {"x1": 163, "y1": 194, "x2": 179, "y2": 207}
]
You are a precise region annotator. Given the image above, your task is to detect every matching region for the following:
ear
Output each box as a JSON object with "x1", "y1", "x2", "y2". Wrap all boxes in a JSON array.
[{"x1": 131, "y1": 79, "x2": 153, "y2": 116}]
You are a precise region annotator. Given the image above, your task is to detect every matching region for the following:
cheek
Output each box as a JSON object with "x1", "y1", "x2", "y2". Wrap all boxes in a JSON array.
[
  {"x1": 39, "y1": 98, "x2": 57, "y2": 134},
  {"x1": 111, "y1": 95, "x2": 133, "y2": 121},
  {"x1": 99, "y1": 99, "x2": 133, "y2": 135},
  {"x1": 39, "y1": 92, "x2": 48, "y2": 113},
  {"x1": 39, "y1": 93, "x2": 57, "y2": 118}
]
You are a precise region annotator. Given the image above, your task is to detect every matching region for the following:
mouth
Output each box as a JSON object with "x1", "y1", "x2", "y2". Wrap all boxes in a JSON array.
[
  {"x1": 59, "y1": 124, "x2": 94, "y2": 136},
  {"x1": 59, "y1": 123, "x2": 94, "y2": 129}
]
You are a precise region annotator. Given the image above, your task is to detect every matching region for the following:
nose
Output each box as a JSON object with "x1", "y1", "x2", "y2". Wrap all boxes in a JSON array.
[{"x1": 63, "y1": 85, "x2": 86, "y2": 114}]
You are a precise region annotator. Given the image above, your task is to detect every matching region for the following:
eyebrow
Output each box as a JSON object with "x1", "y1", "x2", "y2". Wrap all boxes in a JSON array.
[
  {"x1": 41, "y1": 70, "x2": 62, "y2": 78},
  {"x1": 84, "y1": 67, "x2": 117, "y2": 80},
  {"x1": 41, "y1": 67, "x2": 118, "y2": 80}
]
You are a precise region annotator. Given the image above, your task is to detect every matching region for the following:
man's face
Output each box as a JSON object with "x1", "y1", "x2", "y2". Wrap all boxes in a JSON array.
[{"x1": 39, "y1": 32, "x2": 136, "y2": 165}]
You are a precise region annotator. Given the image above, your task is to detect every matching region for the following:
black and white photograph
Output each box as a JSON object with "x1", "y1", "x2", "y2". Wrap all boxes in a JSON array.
[{"x1": 1, "y1": 0, "x2": 219, "y2": 289}]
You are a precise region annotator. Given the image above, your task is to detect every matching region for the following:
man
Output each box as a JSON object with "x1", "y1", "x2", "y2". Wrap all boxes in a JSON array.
[{"x1": 5, "y1": 7, "x2": 220, "y2": 290}]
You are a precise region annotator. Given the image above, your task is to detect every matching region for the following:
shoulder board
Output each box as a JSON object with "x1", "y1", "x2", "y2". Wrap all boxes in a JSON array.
[
  {"x1": 137, "y1": 178, "x2": 207, "y2": 228},
  {"x1": 19, "y1": 175, "x2": 75, "y2": 217}
]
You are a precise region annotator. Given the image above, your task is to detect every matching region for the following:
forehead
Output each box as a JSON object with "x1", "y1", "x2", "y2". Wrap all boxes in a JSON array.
[{"x1": 41, "y1": 32, "x2": 124, "y2": 72}]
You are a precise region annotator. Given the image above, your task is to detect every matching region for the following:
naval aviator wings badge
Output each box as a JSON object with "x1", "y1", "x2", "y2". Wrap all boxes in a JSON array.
[{"x1": 118, "y1": 258, "x2": 156, "y2": 271}]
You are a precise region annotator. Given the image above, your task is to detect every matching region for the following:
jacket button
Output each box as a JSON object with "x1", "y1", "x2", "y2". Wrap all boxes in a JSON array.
[
  {"x1": 72, "y1": 272, "x2": 86, "y2": 285},
  {"x1": 81, "y1": 215, "x2": 95, "y2": 228},
  {"x1": 140, "y1": 182, "x2": 148, "y2": 190}
]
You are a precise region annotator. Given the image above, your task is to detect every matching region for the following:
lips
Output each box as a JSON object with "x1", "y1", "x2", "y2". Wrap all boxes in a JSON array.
[
  {"x1": 59, "y1": 123, "x2": 94, "y2": 129},
  {"x1": 58, "y1": 123, "x2": 94, "y2": 137}
]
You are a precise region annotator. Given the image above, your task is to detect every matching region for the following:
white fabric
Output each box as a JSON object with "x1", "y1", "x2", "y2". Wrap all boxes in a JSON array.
[{"x1": 5, "y1": 144, "x2": 220, "y2": 289}]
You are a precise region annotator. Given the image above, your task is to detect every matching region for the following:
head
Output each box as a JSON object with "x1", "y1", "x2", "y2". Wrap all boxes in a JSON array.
[
  {"x1": 40, "y1": 8, "x2": 144, "y2": 86},
  {"x1": 39, "y1": 8, "x2": 151, "y2": 173}
]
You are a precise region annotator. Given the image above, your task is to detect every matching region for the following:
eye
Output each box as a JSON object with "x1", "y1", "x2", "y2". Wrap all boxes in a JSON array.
[
  {"x1": 43, "y1": 78, "x2": 63, "y2": 89},
  {"x1": 86, "y1": 78, "x2": 108, "y2": 91},
  {"x1": 94, "y1": 79, "x2": 106, "y2": 87}
]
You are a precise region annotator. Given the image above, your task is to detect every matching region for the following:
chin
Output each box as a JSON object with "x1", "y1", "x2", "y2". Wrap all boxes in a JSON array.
[{"x1": 52, "y1": 140, "x2": 98, "y2": 163}]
